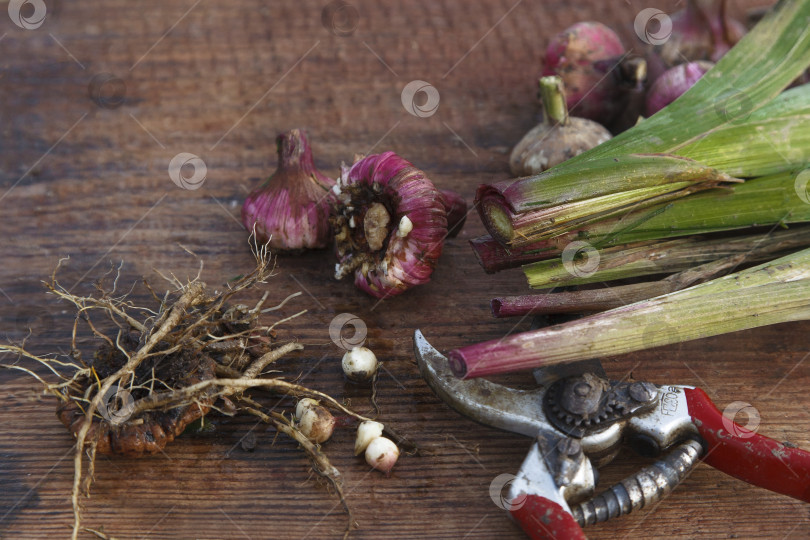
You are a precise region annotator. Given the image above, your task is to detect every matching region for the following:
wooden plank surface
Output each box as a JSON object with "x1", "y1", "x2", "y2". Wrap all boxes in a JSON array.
[{"x1": 2, "y1": 0, "x2": 809, "y2": 538}]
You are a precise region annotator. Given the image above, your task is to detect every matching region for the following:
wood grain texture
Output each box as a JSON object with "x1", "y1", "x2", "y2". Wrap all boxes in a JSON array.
[{"x1": 2, "y1": 0, "x2": 808, "y2": 538}]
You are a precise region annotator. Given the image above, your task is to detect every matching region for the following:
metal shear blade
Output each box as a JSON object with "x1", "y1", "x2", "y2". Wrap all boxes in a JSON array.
[{"x1": 414, "y1": 329, "x2": 546, "y2": 438}]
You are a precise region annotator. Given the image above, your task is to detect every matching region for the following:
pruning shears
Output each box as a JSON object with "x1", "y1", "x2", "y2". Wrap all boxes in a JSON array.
[{"x1": 413, "y1": 330, "x2": 810, "y2": 539}]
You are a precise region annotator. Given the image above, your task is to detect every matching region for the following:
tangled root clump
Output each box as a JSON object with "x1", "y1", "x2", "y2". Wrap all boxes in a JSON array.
[
  {"x1": 0, "y1": 239, "x2": 412, "y2": 540},
  {"x1": 56, "y1": 342, "x2": 217, "y2": 456}
]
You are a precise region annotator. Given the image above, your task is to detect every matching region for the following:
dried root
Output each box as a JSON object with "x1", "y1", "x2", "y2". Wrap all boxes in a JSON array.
[
  {"x1": 0, "y1": 238, "x2": 397, "y2": 540},
  {"x1": 240, "y1": 398, "x2": 355, "y2": 538}
]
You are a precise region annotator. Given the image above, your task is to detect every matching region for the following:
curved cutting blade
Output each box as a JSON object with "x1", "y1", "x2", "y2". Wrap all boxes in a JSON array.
[{"x1": 414, "y1": 329, "x2": 548, "y2": 437}]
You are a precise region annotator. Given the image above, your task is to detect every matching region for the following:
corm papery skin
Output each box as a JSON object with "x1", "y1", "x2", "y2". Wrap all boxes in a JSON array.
[
  {"x1": 241, "y1": 129, "x2": 335, "y2": 251},
  {"x1": 646, "y1": 61, "x2": 714, "y2": 116},
  {"x1": 334, "y1": 152, "x2": 447, "y2": 298},
  {"x1": 439, "y1": 188, "x2": 468, "y2": 238}
]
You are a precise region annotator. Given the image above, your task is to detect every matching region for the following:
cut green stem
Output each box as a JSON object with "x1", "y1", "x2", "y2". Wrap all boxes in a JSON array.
[
  {"x1": 493, "y1": 254, "x2": 747, "y2": 317},
  {"x1": 524, "y1": 226, "x2": 810, "y2": 289},
  {"x1": 470, "y1": 235, "x2": 561, "y2": 274},
  {"x1": 476, "y1": 167, "x2": 810, "y2": 272},
  {"x1": 479, "y1": 154, "x2": 741, "y2": 246},
  {"x1": 540, "y1": 76, "x2": 569, "y2": 125},
  {"x1": 451, "y1": 246, "x2": 810, "y2": 378}
]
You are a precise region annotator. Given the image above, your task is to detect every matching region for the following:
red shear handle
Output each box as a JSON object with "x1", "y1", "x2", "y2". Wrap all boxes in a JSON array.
[
  {"x1": 684, "y1": 387, "x2": 810, "y2": 502},
  {"x1": 510, "y1": 495, "x2": 586, "y2": 540}
]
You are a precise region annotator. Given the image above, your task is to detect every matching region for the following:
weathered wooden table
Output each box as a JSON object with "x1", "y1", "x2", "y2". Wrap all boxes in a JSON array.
[{"x1": 2, "y1": 0, "x2": 808, "y2": 538}]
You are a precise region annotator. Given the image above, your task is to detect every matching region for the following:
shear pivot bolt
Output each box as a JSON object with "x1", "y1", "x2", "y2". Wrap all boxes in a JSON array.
[
  {"x1": 560, "y1": 373, "x2": 605, "y2": 415},
  {"x1": 574, "y1": 382, "x2": 592, "y2": 396},
  {"x1": 629, "y1": 382, "x2": 657, "y2": 403}
]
